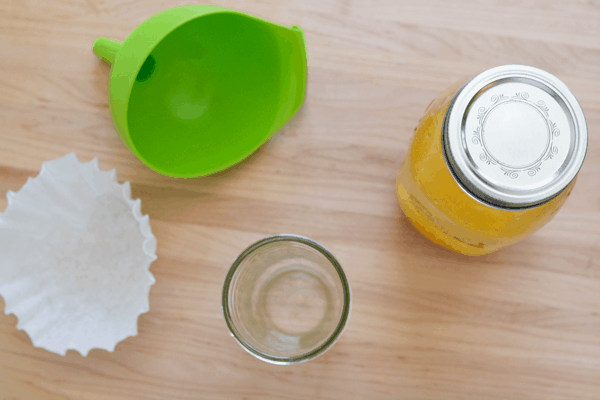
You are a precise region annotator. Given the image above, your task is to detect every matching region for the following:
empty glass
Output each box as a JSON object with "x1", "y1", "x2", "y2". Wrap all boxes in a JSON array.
[{"x1": 222, "y1": 234, "x2": 351, "y2": 364}]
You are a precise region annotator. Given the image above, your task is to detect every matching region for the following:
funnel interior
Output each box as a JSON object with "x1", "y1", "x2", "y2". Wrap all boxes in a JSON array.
[{"x1": 126, "y1": 12, "x2": 283, "y2": 176}]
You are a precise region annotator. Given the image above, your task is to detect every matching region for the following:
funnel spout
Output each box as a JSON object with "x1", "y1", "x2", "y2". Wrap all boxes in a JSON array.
[{"x1": 93, "y1": 37, "x2": 123, "y2": 65}]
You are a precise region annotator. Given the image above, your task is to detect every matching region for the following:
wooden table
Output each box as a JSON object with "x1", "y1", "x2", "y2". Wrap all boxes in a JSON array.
[{"x1": 1, "y1": 0, "x2": 599, "y2": 399}]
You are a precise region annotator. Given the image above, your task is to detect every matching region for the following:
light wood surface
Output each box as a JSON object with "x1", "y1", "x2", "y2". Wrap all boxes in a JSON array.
[{"x1": 1, "y1": 0, "x2": 600, "y2": 399}]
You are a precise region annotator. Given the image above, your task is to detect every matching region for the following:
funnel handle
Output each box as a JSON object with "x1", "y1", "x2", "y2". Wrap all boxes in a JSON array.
[{"x1": 93, "y1": 37, "x2": 123, "y2": 65}]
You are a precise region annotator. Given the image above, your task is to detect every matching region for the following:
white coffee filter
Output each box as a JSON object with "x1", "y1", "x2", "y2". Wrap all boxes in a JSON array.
[{"x1": 0, "y1": 153, "x2": 157, "y2": 356}]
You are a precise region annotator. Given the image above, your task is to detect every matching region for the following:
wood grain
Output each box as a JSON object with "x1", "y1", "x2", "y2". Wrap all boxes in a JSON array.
[{"x1": 1, "y1": 0, "x2": 600, "y2": 399}]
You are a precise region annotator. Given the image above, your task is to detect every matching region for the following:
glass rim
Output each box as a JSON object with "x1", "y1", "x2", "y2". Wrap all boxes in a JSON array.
[{"x1": 221, "y1": 234, "x2": 352, "y2": 365}]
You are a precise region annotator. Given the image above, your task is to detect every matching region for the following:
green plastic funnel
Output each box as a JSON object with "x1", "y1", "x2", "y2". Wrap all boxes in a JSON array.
[{"x1": 93, "y1": 5, "x2": 307, "y2": 177}]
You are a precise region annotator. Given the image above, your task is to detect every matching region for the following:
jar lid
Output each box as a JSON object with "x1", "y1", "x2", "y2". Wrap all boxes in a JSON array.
[{"x1": 442, "y1": 65, "x2": 588, "y2": 208}]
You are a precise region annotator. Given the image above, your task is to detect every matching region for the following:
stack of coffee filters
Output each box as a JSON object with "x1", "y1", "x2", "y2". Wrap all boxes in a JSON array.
[{"x1": 0, "y1": 153, "x2": 157, "y2": 356}]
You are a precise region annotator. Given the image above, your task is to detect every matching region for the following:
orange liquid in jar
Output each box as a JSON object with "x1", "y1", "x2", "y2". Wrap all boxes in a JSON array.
[{"x1": 396, "y1": 80, "x2": 575, "y2": 256}]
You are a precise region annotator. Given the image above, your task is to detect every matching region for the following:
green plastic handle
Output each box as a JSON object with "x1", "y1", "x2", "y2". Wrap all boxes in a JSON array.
[{"x1": 93, "y1": 37, "x2": 123, "y2": 65}]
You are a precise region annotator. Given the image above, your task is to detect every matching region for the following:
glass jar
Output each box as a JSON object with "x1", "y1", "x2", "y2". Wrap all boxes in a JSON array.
[
  {"x1": 222, "y1": 234, "x2": 351, "y2": 364},
  {"x1": 396, "y1": 65, "x2": 588, "y2": 256}
]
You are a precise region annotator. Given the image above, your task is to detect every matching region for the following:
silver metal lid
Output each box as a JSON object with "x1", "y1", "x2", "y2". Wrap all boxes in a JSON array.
[{"x1": 443, "y1": 65, "x2": 588, "y2": 208}]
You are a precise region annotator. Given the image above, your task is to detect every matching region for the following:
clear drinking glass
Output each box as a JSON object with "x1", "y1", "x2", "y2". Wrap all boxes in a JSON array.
[{"x1": 222, "y1": 234, "x2": 351, "y2": 364}]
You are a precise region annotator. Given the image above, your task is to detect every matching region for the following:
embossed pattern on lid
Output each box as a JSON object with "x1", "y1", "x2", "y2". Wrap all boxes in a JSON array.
[{"x1": 443, "y1": 65, "x2": 588, "y2": 209}]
